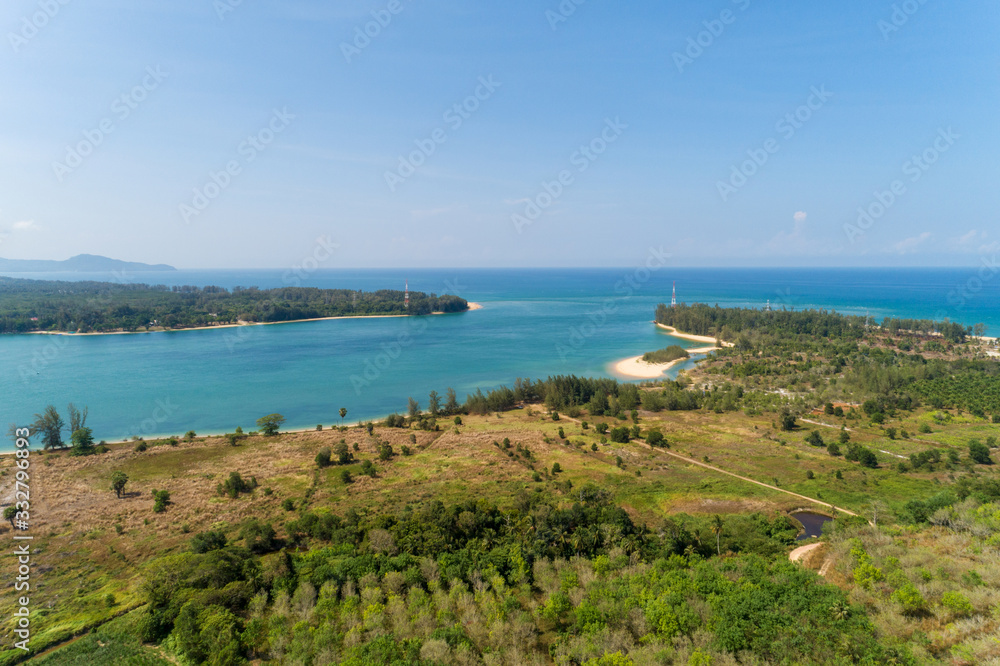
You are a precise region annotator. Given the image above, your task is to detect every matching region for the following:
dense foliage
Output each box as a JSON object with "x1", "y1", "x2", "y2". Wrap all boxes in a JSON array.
[
  {"x1": 0, "y1": 277, "x2": 468, "y2": 333},
  {"x1": 133, "y1": 489, "x2": 908, "y2": 665},
  {"x1": 641, "y1": 345, "x2": 690, "y2": 364},
  {"x1": 655, "y1": 303, "x2": 971, "y2": 344}
]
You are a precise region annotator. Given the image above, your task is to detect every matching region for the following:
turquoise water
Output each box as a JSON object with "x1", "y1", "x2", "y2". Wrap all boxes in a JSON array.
[{"x1": 1, "y1": 268, "x2": 996, "y2": 451}]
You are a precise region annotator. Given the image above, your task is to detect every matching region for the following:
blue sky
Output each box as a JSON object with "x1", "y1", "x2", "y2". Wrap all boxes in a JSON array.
[{"x1": 1, "y1": 0, "x2": 997, "y2": 268}]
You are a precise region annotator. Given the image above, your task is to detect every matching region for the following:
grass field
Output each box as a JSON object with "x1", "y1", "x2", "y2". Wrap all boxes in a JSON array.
[{"x1": 2, "y1": 396, "x2": 996, "y2": 664}]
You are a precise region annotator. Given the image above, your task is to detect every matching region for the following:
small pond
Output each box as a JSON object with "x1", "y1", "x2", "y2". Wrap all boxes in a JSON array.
[{"x1": 791, "y1": 511, "x2": 833, "y2": 541}]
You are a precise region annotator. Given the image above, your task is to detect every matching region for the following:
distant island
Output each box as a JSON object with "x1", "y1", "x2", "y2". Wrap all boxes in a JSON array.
[
  {"x1": 0, "y1": 277, "x2": 470, "y2": 334},
  {"x1": 0, "y1": 253, "x2": 176, "y2": 272}
]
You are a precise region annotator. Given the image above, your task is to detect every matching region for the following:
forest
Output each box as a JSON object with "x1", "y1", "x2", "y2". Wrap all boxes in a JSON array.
[
  {"x1": 0, "y1": 277, "x2": 468, "y2": 333},
  {"x1": 655, "y1": 303, "x2": 973, "y2": 345}
]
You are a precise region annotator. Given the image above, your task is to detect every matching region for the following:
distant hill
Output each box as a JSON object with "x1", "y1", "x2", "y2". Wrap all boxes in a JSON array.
[{"x1": 0, "y1": 254, "x2": 176, "y2": 272}]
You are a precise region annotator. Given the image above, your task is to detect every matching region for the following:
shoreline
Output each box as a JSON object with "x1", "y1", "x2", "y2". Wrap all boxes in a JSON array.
[
  {"x1": 654, "y1": 322, "x2": 735, "y2": 347},
  {"x1": 25, "y1": 302, "x2": 483, "y2": 337},
  {"x1": 611, "y1": 345, "x2": 719, "y2": 379}
]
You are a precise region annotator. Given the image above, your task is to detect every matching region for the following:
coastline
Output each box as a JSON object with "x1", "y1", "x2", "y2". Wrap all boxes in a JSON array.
[
  {"x1": 26, "y1": 302, "x2": 484, "y2": 337},
  {"x1": 611, "y1": 345, "x2": 719, "y2": 379},
  {"x1": 654, "y1": 322, "x2": 735, "y2": 347}
]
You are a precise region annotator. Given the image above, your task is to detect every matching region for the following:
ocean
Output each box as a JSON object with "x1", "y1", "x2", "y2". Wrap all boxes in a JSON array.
[{"x1": 1, "y1": 267, "x2": 995, "y2": 452}]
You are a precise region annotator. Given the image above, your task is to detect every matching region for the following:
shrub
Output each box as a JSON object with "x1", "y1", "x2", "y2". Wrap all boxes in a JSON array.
[
  {"x1": 941, "y1": 591, "x2": 974, "y2": 618},
  {"x1": 609, "y1": 426, "x2": 631, "y2": 444},
  {"x1": 891, "y1": 583, "x2": 928, "y2": 616},
  {"x1": 827, "y1": 442, "x2": 841, "y2": 457},
  {"x1": 315, "y1": 424, "x2": 323, "y2": 431},
  {"x1": 315, "y1": 447, "x2": 332, "y2": 468},
  {"x1": 557, "y1": 427, "x2": 565, "y2": 439},
  {"x1": 969, "y1": 440, "x2": 993, "y2": 464},
  {"x1": 282, "y1": 498, "x2": 295, "y2": 511},
  {"x1": 453, "y1": 416, "x2": 463, "y2": 426},
  {"x1": 805, "y1": 430, "x2": 824, "y2": 447},
  {"x1": 551, "y1": 412, "x2": 560, "y2": 421},
  {"x1": 551, "y1": 462, "x2": 562, "y2": 474},
  {"x1": 401, "y1": 445, "x2": 412, "y2": 456},
  {"x1": 190, "y1": 530, "x2": 227, "y2": 554},
  {"x1": 218, "y1": 472, "x2": 257, "y2": 498},
  {"x1": 595, "y1": 423, "x2": 609, "y2": 435},
  {"x1": 134, "y1": 441, "x2": 148, "y2": 453},
  {"x1": 646, "y1": 429, "x2": 664, "y2": 447},
  {"x1": 184, "y1": 430, "x2": 196, "y2": 441},
  {"x1": 340, "y1": 469, "x2": 352, "y2": 484},
  {"x1": 919, "y1": 423, "x2": 932, "y2": 433},
  {"x1": 151, "y1": 489, "x2": 170, "y2": 513},
  {"x1": 361, "y1": 460, "x2": 377, "y2": 477}
]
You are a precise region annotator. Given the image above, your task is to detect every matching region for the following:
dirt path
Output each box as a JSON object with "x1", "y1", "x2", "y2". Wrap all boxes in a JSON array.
[
  {"x1": 789, "y1": 542, "x2": 822, "y2": 562},
  {"x1": 646, "y1": 446, "x2": 860, "y2": 517},
  {"x1": 545, "y1": 408, "x2": 860, "y2": 517}
]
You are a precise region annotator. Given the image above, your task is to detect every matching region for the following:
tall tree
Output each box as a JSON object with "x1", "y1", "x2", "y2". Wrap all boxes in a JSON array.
[
  {"x1": 428, "y1": 390, "x2": 440, "y2": 417},
  {"x1": 407, "y1": 397, "x2": 420, "y2": 419},
  {"x1": 32, "y1": 405, "x2": 65, "y2": 450},
  {"x1": 67, "y1": 403, "x2": 88, "y2": 433},
  {"x1": 712, "y1": 515, "x2": 724, "y2": 556},
  {"x1": 339, "y1": 407, "x2": 347, "y2": 425},
  {"x1": 444, "y1": 387, "x2": 459, "y2": 414}
]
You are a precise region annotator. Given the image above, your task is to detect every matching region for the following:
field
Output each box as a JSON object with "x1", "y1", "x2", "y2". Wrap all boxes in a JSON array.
[{"x1": 2, "y1": 396, "x2": 996, "y2": 664}]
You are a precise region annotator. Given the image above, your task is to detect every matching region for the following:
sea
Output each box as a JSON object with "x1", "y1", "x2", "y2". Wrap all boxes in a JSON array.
[{"x1": 1, "y1": 267, "x2": 995, "y2": 452}]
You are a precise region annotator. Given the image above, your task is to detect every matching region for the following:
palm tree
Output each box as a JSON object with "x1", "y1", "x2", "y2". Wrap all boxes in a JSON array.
[
  {"x1": 339, "y1": 407, "x2": 347, "y2": 425},
  {"x1": 711, "y1": 515, "x2": 724, "y2": 556}
]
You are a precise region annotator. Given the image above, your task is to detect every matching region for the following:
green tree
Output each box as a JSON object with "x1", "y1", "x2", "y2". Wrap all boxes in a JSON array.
[
  {"x1": 3, "y1": 506, "x2": 16, "y2": 529},
  {"x1": 339, "y1": 407, "x2": 347, "y2": 424},
  {"x1": 315, "y1": 447, "x2": 332, "y2": 468},
  {"x1": 110, "y1": 471, "x2": 128, "y2": 498},
  {"x1": 334, "y1": 442, "x2": 352, "y2": 465},
  {"x1": 805, "y1": 430, "x2": 824, "y2": 447},
  {"x1": 407, "y1": 397, "x2": 420, "y2": 419},
  {"x1": 552, "y1": 462, "x2": 562, "y2": 475},
  {"x1": 256, "y1": 413, "x2": 285, "y2": 436},
  {"x1": 647, "y1": 429, "x2": 665, "y2": 447},
  {"x1": 361, "y1": 460, "x2": 377, "y2": 477},
  {"x1": 151, "y1": 489, "x2": 170, "y2": 513},
  {"x1": 839, "y1": 429, "x2": 850, "y2": 444},
  {"x1": 32, "y1": 405, "x2": 65, "y2": 450},
  {"x1": 190, "y1": 530, "x2": 227, "y2": 554},
  {"x1": 69, "y1": 426, "x2": 95, "y2": 456},
  {"x1": 428, "y1": 391, "x2": 440, "y2": 416},
  {"x1": 444, "y1": 387, "x2": 459, "y2": 414},
  {"x1": 969, "y1": 439, "x2": 992, "y2": 464},
  {"x1": 780, "y1": 410, "x2": 797, "y2": 431},
  {"x1": 67, "y1": 403, "x2": 88, "y2": 433},
  {"x1": 711, "y1": 514, "x2": 724, "y2": 556}
]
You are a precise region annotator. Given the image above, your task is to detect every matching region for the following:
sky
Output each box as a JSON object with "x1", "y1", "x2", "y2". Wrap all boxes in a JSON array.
[{"x1": 0, "y1": 0, "x2": 998, "y2": 269}]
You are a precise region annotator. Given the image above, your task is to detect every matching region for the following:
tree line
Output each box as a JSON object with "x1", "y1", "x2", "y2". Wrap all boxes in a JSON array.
[{"x1": 0, "y1": 277, "x2": 468, "y2": 333}]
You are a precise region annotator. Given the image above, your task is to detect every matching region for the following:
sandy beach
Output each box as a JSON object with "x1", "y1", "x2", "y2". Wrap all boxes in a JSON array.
[
  {"x1": 654, "y1": 323, "x2": 734, "y2": 347},
  {"x1": 27, "y1": 302, "x2": 484, "y2": 337},
  {"x1": 611, "y1": 345, "x2": 719, "y2": 379}
]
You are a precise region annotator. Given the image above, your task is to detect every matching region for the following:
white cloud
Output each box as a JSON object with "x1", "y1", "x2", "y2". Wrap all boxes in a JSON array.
[
  {"x1": 793, "y1": 211, "x2": 807, "y2": 223},
  {"x1": 12, "y1": 220, "x2": 37, "y2": 231},
  {"x1": 891, "y1": 232, "x2": 932, "y2": 254}
]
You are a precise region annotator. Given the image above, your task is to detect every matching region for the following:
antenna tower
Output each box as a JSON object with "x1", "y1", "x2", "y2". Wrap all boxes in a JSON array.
[{"x1": 671, "y1": 281, "x2": 677, "y2": 308}]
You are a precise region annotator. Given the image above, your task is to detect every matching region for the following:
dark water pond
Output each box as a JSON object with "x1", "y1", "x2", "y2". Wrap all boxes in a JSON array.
[{"x1": 792, "y1": 511, "x2": 833, "y2": 540}]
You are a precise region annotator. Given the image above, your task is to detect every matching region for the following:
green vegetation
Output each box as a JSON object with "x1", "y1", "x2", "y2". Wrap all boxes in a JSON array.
[
  {"x1": 0, "y1": 276, "x2": 469, "y2": 333},
  {"x1": 9, "y1": 304, "x2": 1000, "y2": 665},
  {"x1": 641, "y1": 345, "x2": 690, "y2": 364},
  {"x1": 110, "y1": 470, "x2": 128, "y2": 498}
]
